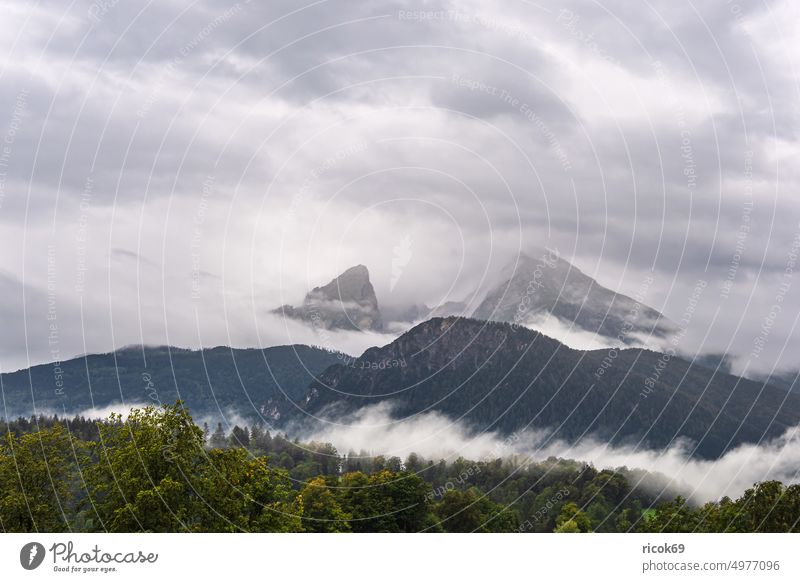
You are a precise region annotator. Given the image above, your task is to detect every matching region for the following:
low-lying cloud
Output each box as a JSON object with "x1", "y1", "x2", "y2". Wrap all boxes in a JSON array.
[
  {"x1": 33, "y1": 396, "x2": 800, "y2": 505},
  {"x1": 303, "y1": 403, "x2": 800, "y2": 503}
]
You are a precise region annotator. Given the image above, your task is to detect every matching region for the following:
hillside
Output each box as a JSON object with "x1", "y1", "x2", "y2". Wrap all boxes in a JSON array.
[
  {"x1": 299, "y1": 317, "x2": 800, "y2": 458},
  {"x1": 0, "y1": 344, "x2": 343, "y2": 419}
]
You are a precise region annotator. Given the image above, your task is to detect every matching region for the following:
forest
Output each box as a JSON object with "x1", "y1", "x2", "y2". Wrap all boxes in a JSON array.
[{"x1": 1, "y1": 402, "x2": 798, "y2": 533}]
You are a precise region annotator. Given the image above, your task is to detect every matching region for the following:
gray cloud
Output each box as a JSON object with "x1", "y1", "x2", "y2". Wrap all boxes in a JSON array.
[{"x1": 0, "y1": 0, "x2": 798, "y2": 377}]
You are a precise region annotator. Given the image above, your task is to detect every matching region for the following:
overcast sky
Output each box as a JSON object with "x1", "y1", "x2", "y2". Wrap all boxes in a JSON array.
[{"x1": 1, "y1": 0, "x2": 799, "y2": 376}]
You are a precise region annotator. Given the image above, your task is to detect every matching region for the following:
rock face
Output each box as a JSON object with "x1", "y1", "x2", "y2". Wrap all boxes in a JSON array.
[
  {"x1": 472, "y1": 250, "x2": 675, "y2": 344},
  {"x1": 274, "y1": 251, "x2": 674, "y2": 345},
  {"x1": 276, "y1": 265, "x2": 383, "y2": 332}
]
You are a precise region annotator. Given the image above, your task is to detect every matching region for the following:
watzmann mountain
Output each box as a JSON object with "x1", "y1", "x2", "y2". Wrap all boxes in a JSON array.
[
  {"x1": 277, "y1": 252, "x2": 674, "y2": 348},
  {"x1": 274, "y1": 264, "x2": 383, "y2": 332},
  {"x1": 9, "y1": 256, "x2": 795, "y2": 461},
  {"x1": 472, "y1": 250, "x2": 675, "y2": 344}
]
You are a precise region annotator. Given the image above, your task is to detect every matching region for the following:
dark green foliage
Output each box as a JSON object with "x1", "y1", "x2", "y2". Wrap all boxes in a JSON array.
[
  {"x1": 80, "y1": 404, "x2": 299, "y2": 532},
  {"x1": 0, "y1": 414, "x2": 99, "y2": 442},
  {"x1": 295, "y1": 477, "x2": 351, "y2": 532},
  {"x1": 2, "y1": 404, "x2": 800, "y2": 533},
  {"x1": 640, "y1": 481, "x2": 800, "y2": 532},
  {"x1": 435, "y1": 489, "x2": 519, "y2": 532},
  {"x1": 0, "y1": 425, "x2": 83, "y2": 532}
]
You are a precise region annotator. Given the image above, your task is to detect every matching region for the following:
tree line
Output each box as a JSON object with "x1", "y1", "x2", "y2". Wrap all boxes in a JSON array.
[{"x1": 1, "y1": 403, "x2": 798, "y2": 533}]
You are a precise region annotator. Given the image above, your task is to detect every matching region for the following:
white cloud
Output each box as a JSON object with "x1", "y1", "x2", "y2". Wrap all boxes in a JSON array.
[{"x1": 304, "y1": 403, "x2": 800, "y2": 503}]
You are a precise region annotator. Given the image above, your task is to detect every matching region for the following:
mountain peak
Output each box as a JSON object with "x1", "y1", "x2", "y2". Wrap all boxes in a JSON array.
[
  {"x1": 275, "y1": 264, "x2": 383, "y2": 332},
  {"x1": 346, "y1": 264, "x2": 369, "y2": 275},
  {"x1": 473, "y1": 249, "x2": 675, "y2": 344},
  {"x1": 314, "y1": 264, "x2": 372, "y2": 298}
]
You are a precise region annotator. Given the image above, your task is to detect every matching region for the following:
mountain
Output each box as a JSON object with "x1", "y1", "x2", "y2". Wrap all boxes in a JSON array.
[
  {"x1": 472, "y1": 250, "x2": 675, "y2": 344},
  {"x1": 750, "y1": 368, "x2": 800, "y2": 393},
  {"x1": 274, "y1": 265, "x2": 383, "y2": 331},
  {"x1": 430, "y1": 301, "x2": 469, "y2": 318},
  {"x1": 382, "y1": 301, "x2": 468, "y2": 324},
  {"x1": 0, "y1": 345, "x2": 342, "y2": 419},
  {"x1": 271, "y1": 252, "x2": 674, "y2": 349},
  {"x1": 298, "y1": 317, "x2": 800, "y2": 458}
]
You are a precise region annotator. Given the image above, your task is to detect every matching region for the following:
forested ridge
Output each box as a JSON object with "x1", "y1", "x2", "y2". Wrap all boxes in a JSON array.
[
  {"x1": 1, "y1": 403, "x2": 799, "y2": 533},
  {"x1": 300, "y1": 318, "x2": 800, "y2": 459},
  {"x1": 0, "y1": 344, "x2": 341, "y2": 418}
]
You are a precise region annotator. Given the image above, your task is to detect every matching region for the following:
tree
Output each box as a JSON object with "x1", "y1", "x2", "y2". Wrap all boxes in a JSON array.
[
  {"x1": 338, "y1": 471, "x2": 371, "y2": 531},
  {"x1": 436, "y1": 490, "x2": 484, "y2": 532},
  {"x1": 555, "y1": 502, "x2": 592, "y2": 532},
  {"x1": 253, "y1": 428, "x2": 272, "y2": 451},
  {"x1": 296, "y1": 477, "x2": 351, "y2": 532},
  {"x1": 197, "y1": 447, "x2": 300, "y2": 532},
  {"x1": 230, "y1": 426, "x2": 250, "y2": 448},
  {"x1": 554, "y1": 518, "x2": 582, "y2": 533},
  {"x1": 637, "y1": 496, "x2": 703, "y2": 533},
  {"x1": 365, "y1": 470, "x2": 431, "y2": 532},
  {"x1": 385, "y1": 456, "x2": 402, "y2": 473},
  {"x1": 0, "y1": 425, "x2": 80, "y2": 532},
  {"x1": 209, "y1": 423, "x2": 227, "y2": 448},
  {"x1": 337, "y1": 470, "x2": 433, "y2": 532},
  {"x1": 435, "y1": 488, "x2": 518, "y2": 532},
  {"x1": 83, "y1": 403, "x2": 206, "y2": 531},
  {"x1": 405, "y1": 452, "x2": 424, "y2": 473},
  {"x1": 250, "y1": 424, "x2": 263, "y2": 446},
  {"x1": 735, "y1": 481, "x2": 800, "y2": 532},
  {"x1": 82, "y1": 403, "x2": 300, "y2": 532},
  {"x1": 312, "y1": 442, "x2": 340, "y2": 476},
  {"x1": 703, "y1": 481, "x2": 800, "y2": 533}
]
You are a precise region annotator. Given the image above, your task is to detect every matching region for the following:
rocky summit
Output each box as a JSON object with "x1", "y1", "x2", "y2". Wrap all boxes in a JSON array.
[
  {"x1": 275, "y1": 264, "x2": 383, "y2": 332},
  {"x1": 472, "y1": 250, "x2": 675, "y2": 344}
]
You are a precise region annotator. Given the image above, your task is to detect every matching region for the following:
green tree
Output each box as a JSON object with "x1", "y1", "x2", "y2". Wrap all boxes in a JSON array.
[
  {"x1": 435, "y1": 488, "x2": 518, "y2": 533},
  {"x1": 366, "y1": 470, "x2": 431, "y2": 532},
  {"x1": 555, "y1": 502, "x2": 592, "y2": 532},
  {"x1": 637, "y1": 496, "x2": 703, "y2": 533},
  {"x1": 0, "y1": 425, "x2": 80, "y2": 532},
  {"x1": 338, "y1": 471, "x2": 372, "y2": 531},
  {"x1": 708, "y1": 481, "x2": 800, "y2": 533},
  {"x1": 554, "y1": 518, "x2": 582, "y2": 533},
  {"x1": 197, "y1": 447, "x2": 300, "y2": 532},
  {"x1": 338, "y1": 470, "x2": 432, "y2": 532},
  {"x1": 82, "y1": 403, "x2": 299, "y2": 532},
  {"x1": 209, "y1": 423, "x2": 227, "y2": 448},
  {"x1": 229, "y1": 426, "x2": 250, "y2": 448},
  {"x1": 296, "y1": 477, "x2": 351, "y2": 532}
]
